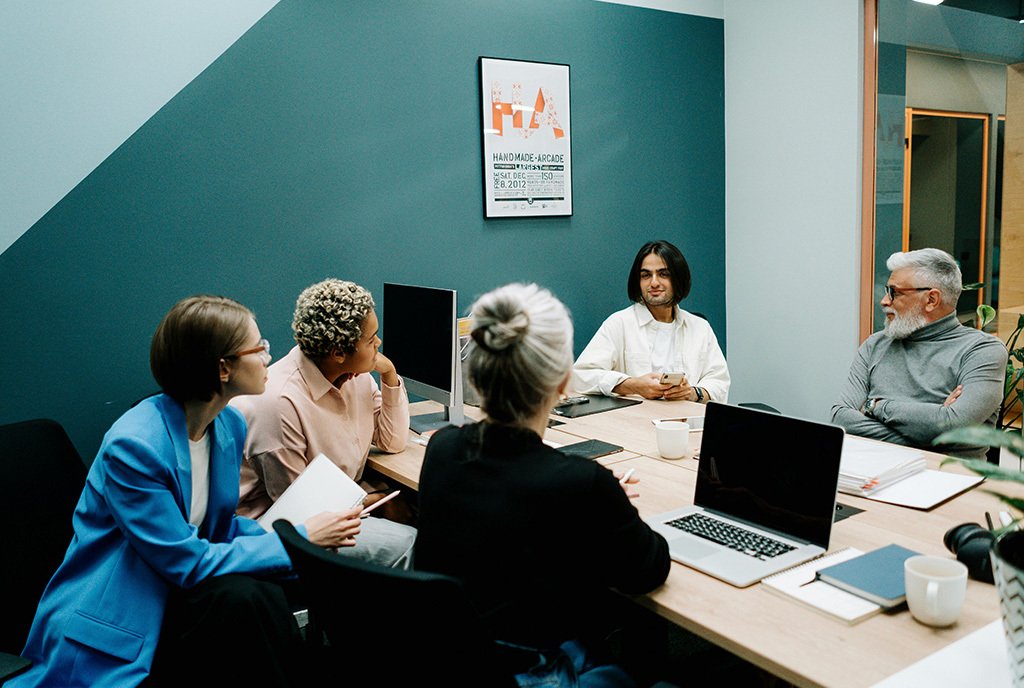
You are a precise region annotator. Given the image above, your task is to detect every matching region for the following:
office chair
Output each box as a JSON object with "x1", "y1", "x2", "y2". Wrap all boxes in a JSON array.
[
  {"x1": 737, "y1": 402, "x2": 780, "y2": 414},
  {"x1": 273, "y1": 520, "x2": 519, "y2": 687},
  {"x1": 0, "y1": 419, "x2": 87, "y2": 681}
]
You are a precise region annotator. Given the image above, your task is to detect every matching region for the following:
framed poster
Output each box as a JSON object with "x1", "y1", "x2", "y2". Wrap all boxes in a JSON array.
[{"x1": 479, "y1": 57, "x2": 572, "y2": 218}]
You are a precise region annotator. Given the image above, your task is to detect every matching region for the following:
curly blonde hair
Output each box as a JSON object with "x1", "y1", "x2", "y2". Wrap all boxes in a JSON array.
[{"x1": 292, "y1": 279, "x2": 375, "y2": 359}]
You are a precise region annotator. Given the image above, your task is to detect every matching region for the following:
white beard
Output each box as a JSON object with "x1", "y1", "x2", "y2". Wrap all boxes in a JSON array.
[{"x1": 883, "y1": 307, "x2": 927, "y2": 339}]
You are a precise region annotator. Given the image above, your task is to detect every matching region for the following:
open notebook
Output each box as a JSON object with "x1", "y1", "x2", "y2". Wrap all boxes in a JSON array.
[
  {"x1": 257, "y1": 453, "x2": 366, "y2": 531},
  {"x1": 761, "y1": 547, "x2": 882, "y2": 624}
]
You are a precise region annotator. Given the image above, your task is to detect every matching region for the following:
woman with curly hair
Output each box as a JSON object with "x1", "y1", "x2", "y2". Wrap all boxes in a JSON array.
[{"x1": 232, "y1": 279, "x2": 415, "y2": 568}]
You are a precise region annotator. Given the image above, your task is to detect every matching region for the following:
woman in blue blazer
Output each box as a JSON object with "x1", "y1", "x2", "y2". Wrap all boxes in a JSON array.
[{"x1": 11, "y1": 296, "x2": 362, "y2": 688}]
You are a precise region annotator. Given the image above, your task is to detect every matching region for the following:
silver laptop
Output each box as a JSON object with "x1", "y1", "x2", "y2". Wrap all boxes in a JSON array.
[{"x1": 647, "y1": 402, "x2": 844, "y2": 587}]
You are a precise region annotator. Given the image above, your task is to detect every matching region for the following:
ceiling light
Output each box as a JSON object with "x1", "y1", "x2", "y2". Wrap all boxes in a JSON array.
[{"x1": 911, "y1": 0, "x2": 944, "y2": 5}]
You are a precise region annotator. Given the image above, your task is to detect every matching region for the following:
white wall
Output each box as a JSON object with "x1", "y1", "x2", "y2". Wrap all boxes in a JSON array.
[
  {"x1": 723, "y1": 0, "x2": 863, "y2": 421},
  {"x1": 0, "y1": 0, "x2": 279, "y2": 256},
  {"x1": 595, "y1": 0, "x2": 722, "y2": 17}
]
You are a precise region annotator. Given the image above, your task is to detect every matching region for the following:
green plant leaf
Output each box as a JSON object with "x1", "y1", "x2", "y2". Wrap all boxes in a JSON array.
[
  {"x1": 962, "y1": 282, "x2": 984, "y2": 291},
  {"x1": 990, "y1": 494, "x2": 1024, "y2": 514},
  {"x1": 940, "y1": 455, "x2": 1024, "y2": 483},
  {"x1": 977, "y1": 304, "x2": 997, "y2": 329},
  {"x1": 935, "y1": 426, "x2": 1024, "y2": 458}
]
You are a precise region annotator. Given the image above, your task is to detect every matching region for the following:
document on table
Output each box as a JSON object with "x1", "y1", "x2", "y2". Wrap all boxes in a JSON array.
[
  {"x1": 839, "y1": 436, "x2": 983, "y2": 508},
  {"x1": 871, "y1": 620, "x2": 1009, "y2": 687},
  {"x1": 838, "y1": 437, "x2": 925, "y2": 496},
  {"x1": 863, "y1": 468, "x2": 983, "y2": 510}
]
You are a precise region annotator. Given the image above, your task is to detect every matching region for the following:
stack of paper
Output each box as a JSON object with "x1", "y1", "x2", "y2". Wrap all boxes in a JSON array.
[{"x1": 838, "y1": 436, "x2": 926, "y2": 497}]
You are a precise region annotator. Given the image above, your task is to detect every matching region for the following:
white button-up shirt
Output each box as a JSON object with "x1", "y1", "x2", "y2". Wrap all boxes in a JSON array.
[{"x1": 572, "y1": 303, "x2": 730, "y2": 401}]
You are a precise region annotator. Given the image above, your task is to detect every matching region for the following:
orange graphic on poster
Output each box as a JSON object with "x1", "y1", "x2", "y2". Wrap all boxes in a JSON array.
[
  {"x1": 529, "y1": 87, "x2": 564, "y2": 139},
  {"x1": 491, "y1": 82, "x2": 564, "y2": 139}
]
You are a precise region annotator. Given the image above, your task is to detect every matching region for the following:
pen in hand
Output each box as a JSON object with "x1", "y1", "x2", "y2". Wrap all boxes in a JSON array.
[
  {"x1": 360, "y1": 490, "x2": 401, "y2": 518},
  {"x1": 618, "y1": 467, "x2": 639, "y2": 500}
]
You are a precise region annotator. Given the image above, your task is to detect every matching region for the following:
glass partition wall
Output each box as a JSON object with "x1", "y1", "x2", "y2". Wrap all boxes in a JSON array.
[
  {"x1": 904, "y1": 108, "x2": 990, "y2": 318},
  {"x1": 865, "y1": 0, "x2": 1023, "y2": 343}
]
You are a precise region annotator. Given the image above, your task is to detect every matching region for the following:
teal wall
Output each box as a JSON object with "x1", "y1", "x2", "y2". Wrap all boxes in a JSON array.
[{"x1": 0, "y1": 0, "x2": 724, "y2": 459}]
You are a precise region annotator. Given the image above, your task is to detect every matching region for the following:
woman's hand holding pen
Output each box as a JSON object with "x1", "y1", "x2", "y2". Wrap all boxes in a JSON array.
[
  {"x1": 304, "y1": 506, "x2": 362, "y2": 548},
  {"x1": 614, "y1": 468, "x2": 640, "y2": 500}
]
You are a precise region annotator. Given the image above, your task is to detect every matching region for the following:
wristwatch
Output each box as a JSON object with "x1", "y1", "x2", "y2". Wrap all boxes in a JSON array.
[
  {"x1": 863, "y1": 397, "x2": 879, "y2": 418},
  {"x1": 694, "y1": 387, "x2": 705, "y2": 403}
]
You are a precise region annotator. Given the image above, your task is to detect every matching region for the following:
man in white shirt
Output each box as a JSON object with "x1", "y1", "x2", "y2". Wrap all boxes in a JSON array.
[{"x1": 573, "y1": 240, "x2": 730, "y2": 402}]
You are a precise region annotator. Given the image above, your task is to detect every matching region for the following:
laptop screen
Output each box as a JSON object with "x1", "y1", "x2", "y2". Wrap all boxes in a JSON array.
[{"x1": 695, "y1": 402, "x2": 844, "y2": 548}]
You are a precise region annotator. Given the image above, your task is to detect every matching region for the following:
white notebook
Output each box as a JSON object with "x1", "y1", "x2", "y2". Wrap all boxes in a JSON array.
[
  {"x1": 761, "y1": 547, "x2": 882, "y2": 625},
  {"x1": 257, "y1": 453, "x2": 366, "y2": 531}
]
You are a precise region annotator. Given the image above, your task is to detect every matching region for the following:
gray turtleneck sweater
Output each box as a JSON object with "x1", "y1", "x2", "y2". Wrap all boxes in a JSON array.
[{"x1": 831, "y1": 313, "x2": 1007, "y2": 458}]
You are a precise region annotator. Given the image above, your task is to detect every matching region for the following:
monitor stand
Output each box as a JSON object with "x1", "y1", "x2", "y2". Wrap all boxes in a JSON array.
[{"x1": 410, "y1": 404, "x2": 469, "y2": 435}]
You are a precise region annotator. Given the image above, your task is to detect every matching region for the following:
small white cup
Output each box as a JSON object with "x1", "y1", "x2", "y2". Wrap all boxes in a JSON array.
[
  {"x1": 904, "y1": 555, "x2": 968, "y2": 627},
  {"x1": 656, "y1": 421, "x2": 690, "y2": 460}
]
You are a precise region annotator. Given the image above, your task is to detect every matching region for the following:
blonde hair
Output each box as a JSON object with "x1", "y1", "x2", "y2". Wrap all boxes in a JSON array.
[
  {"x1": 292, "y1": 279, "x2": 374, "y2": 359},
  {"x1": 467, "y1": 283, "x2": 573, "y2": 424}
]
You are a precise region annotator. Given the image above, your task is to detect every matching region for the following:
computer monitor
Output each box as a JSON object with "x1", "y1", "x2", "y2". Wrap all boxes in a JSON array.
[{"x1": 382, "y1": 282, "x2": 466, "y2": 434}]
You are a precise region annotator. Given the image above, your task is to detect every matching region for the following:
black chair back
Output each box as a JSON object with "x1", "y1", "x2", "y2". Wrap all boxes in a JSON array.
[
  {"x1": 0, "y1": 419, "x2": 86, "y2": 655},
  {"x1": 273, "y1": 520, "x2": 517, "y2": 686},
  {"x1": 738, "y1": 402, "x2": 781, "y2": 414}
]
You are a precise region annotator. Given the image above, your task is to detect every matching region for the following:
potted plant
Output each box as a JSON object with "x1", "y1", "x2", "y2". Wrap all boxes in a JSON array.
[
  {"x1": 965, "y1": 303, "x2": 1023, "y2": 464},
  {"x1": 936, "y1": 426, "x2": 1024, "y2": 685},
  {"x1": 974, "y1": 306, "x2": 1023, "y2": 438}
]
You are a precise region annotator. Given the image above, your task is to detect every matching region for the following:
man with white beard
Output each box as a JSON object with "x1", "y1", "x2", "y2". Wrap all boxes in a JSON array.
[{"x1": 831, "y1": 248, "x2": 1006, "y2": 458}]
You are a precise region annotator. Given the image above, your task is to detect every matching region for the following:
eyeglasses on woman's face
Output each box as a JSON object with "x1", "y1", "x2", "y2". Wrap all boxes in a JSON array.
[{"x1": 227, "y1": 338, "x2": 271, "y2": 365}]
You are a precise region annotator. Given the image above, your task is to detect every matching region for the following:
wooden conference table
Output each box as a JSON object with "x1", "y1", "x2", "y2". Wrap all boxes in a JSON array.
[{"x1": 366, "y1": 399, "x2": 1010, "y2": 688}]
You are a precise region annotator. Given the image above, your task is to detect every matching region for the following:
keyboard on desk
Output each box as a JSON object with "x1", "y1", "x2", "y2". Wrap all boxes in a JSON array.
[{"x1": 665, "y1": 513, "x2": 796, "y2": 560}]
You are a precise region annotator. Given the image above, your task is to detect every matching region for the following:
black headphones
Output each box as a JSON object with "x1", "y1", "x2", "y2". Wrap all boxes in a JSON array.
[{"x1": 943, "y1": 522, "x2": 996, "y2": 584}]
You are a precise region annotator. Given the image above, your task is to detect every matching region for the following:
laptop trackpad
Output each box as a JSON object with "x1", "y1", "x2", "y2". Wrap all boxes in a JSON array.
[{"x1": 670, "y1": 537, "x2": 719, "y2": 561}]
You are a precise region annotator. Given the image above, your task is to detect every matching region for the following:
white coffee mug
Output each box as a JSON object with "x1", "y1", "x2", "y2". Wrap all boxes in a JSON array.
[
  {"x1": 904, "y1": 555, "x2": 968, "y2": 627},
  {"x1": 656, "y1": 421, "x2": 690, "y2": 460}
]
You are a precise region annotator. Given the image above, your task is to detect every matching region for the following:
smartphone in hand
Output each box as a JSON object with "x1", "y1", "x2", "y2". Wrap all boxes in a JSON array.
[{"x1": 659, "y1": 372, "x2": 685, "y2": 385}]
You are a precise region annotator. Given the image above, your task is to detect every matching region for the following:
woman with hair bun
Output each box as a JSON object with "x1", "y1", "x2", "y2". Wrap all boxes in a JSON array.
[{"x1": 416, "y1": 283, "x2": 670, "y2": 686}]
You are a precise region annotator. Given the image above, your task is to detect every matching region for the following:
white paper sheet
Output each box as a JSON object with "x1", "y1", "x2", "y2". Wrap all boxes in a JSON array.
[
  {"x1": 257, "y1": 453, "x2": 366, "y2": 531},
  {"x1": 864, "y1": 469, "x2": 984, "y2": 510},
  {"x1": 840, "y1": 435, "x2": 926, "y2": 484},
  {"x1": 871, "y1": 620, "x2": 1010, "y2": 687}
]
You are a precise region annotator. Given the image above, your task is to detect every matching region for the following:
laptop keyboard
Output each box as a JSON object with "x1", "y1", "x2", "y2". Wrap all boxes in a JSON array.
[{"x1": 666, "y1": 513, "x2": 796, "y2": 560}]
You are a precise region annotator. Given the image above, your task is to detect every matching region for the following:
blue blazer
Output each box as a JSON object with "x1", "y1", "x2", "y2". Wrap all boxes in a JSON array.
[{"x1": 11, "y1": 394, "x2": 301, "y2": 688}]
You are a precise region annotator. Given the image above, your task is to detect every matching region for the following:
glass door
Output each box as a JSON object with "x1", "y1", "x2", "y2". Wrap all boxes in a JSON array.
[{"x1": 903, "y1": 108, "x2": 989, "y2": 318}]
